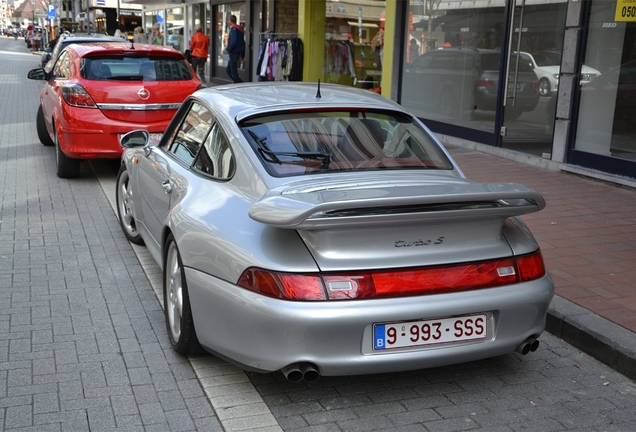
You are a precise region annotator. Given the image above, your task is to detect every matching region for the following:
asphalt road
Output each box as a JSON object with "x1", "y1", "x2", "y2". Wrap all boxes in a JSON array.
[{"x1": 2, "y1": 35, "x2": 635, "y2": 431}]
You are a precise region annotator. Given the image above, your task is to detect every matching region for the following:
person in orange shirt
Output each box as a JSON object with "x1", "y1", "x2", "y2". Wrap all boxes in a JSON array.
[{"x1": 190, "y1": 24, "x2": 209, "y2": 81}]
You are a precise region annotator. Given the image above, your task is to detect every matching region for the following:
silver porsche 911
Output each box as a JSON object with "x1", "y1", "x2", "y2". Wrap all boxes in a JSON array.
[{"x1": 116, "y1": 82, "x2": 554, "y2": 383}]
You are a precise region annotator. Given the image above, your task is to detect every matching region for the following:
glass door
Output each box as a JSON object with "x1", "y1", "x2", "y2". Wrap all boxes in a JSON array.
[
  {"x1": 500, "y1": 0, "x2": 568, "y2": 157},
  {"x1": 213, "y1": 2, "x2": 247, "y2": 82}
]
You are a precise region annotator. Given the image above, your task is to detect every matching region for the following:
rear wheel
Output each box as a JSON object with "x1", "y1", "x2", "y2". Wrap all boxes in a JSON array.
[
  {"x1": 505, "y1": 107, "x2": 523, "y2": 120},
  {"x1": 36, "y1": 106, "x2": 54, "y2": 146},
  {"x1": 54, "y1": 124, "x2": 80, "y2": 178},
  {"x1": 164, "y1": 235, "x2": 202, "y2": 356},
  {"x1": 439, "y1": 89, "x2": 459, "y2": 117},
  {"x1": 116, "y1": 165, "x2": 144, "y2": 245}
]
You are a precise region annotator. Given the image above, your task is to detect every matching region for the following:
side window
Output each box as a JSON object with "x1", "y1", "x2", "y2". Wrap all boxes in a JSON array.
[
  {"x1": 193, "y1": 123, "x2": 235, "y2": 179},
  {"x1": 164, "y1": 102, "x2": 213, "y2": 165},
  {"x1": 54, "y1": 51, "x2": 71, "y2": 79}
]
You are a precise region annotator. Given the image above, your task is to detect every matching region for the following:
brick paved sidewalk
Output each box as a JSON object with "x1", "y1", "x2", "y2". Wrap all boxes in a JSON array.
[
  {"x1": 0, "y1": 41, "x2": 223, "y2": 431},
  {"x1": 447, "y1": 147, "x2": 636, "y2": 334}
]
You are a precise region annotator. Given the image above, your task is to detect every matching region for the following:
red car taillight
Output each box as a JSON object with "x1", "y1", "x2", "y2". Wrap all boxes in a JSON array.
[
  {"x1": 475, "y1": 78, "x2": 495, "y2": 87},
  {"x1": 62, "y1": 84, "x2": 98, "y2": 108},
  {"x1": 237, "y1": 250, "x2": 547, "y2": 301}
]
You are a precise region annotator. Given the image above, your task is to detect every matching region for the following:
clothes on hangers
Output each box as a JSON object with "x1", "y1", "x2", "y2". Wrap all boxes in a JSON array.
[{"x1": 256, "y1": 35, "x2": 304, "y2": 82}]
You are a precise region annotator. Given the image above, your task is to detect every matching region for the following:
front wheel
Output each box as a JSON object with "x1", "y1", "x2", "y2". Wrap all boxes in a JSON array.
[
  {"x1": 164, "y1": 235, "x2": 202, "y2": 356},
  {"x1": 116, "y1": 165, "x2": 144, "y2": 245},
  {"x1": 539, "y1": 78, "x2": 552, "y2": 97},
  {"x1": 54, "y1": 124, "x2": 80, "y2": 178}
]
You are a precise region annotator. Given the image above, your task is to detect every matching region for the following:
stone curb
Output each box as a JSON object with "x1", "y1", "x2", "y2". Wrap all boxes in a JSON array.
[{"x1": 546, "y1": 295, "x2": 636, "y2": 380}]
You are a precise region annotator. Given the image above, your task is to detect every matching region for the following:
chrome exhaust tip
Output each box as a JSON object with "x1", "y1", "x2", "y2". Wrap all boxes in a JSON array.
[{"x1": 281, "y1": 362, "x2": 321, "y2": 383}]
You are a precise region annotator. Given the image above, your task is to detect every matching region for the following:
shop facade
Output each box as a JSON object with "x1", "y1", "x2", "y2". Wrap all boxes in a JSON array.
[{"x1": 120, "y1": 0, "x2": 636, "y2": 183}]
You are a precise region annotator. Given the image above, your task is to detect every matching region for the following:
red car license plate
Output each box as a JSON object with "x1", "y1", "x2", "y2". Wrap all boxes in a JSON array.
[{"x1": 373, "y1": 314, "x2": 488, "y2": 350}]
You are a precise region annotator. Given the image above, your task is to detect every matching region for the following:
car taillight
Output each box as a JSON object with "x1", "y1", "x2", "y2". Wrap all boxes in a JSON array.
[
  {"x1": 237, "y1": 268, "x2": 327, "y2": 300},
  {"x1": 62, "y1": 84, "x2": 97, "y2": 108},
  {"x1": 475, "y1": 78, "x2": 495, "y2": 87},
  {"x1": 237, "y1": 250, "x2": 546, "y2": 301},
  {"x1": 530, "y1": 81, "x2": 540, "y2": 89}
]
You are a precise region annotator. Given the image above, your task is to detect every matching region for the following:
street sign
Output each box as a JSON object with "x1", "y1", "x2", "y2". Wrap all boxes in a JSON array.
[
  {"x1": 47, "y1": 4, "x2": 56, "y2": 20},
  {"x1": 615, "y1": 0, "x2": 636, "y2": 21}
]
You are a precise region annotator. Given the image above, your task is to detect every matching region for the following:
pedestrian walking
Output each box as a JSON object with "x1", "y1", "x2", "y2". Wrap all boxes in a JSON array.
[
  {"x1": 133, "y1": 26, "x2": 146, "y2": 43},
  {"x1": 189, "y1": 24, "x2": 209, "y2": 81},
  {"x1": 114, "y1": 24, "x2": 127, "y2": 40},
  {"x1": 224, "y1": 15, "x2": 244, "y2": 83}
]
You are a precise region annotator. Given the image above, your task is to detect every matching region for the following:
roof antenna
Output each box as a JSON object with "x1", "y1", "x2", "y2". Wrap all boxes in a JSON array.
[{"x1": 315, "y1": 79, "x2": 321, "y2": 99}]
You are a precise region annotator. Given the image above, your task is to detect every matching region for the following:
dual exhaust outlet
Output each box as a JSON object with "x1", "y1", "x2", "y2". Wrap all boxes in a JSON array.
[
  {"x1": 515, "y1": 336, "x2": 540, "y2": 355},
  {"x1": 281, "y1": 362, "x2": 321, "y2": 383},
  {"x1": 281, "y1": 338, "x2": 540, "y2": 382}
]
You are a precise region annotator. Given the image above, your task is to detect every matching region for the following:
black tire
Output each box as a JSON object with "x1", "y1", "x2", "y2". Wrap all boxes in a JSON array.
[
  {"x1": 505, "y1": 107, "x2": 523, "y2": 120},
  {"x1": 37, "y1": 106, "x2": 54, "y2": 146},
  {"x1": 54, "y1": 124, "x2": 80, "y2": 178},
  {"x1": 116, "y1": 164, "x2": 144, "y2": 245},
  {"x1": 439, "y1": 89, "x2": 459, "y2": 117},
  {"x1": 539, "y1": 78, "x2": 552, "y2": 97},
  {"x1": 164, "y1": 235, "x2": 202, "y2": 356}
]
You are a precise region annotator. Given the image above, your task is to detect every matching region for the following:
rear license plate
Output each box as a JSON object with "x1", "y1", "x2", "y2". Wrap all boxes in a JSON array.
[
  {"x1": 373, "y1": 313, "x2": 487, "y2": 350},
  {"x1": 508, "y1": 83, "x2": 525, "y2": 92},
  {"x1": 148, "y1": 133, "x2": 163, "y2": 145},
  {"x1": 118, "y1": 133, "x2": 162, "y2": 146}
]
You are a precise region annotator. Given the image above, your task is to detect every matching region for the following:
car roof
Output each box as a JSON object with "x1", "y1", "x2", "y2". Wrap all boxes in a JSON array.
[
  {"x1": 194, "y1": 82, "x2": 408, "y2": 122},
  {"x1": 60, "y1": 33, "x2": 123, "y2": 43}
]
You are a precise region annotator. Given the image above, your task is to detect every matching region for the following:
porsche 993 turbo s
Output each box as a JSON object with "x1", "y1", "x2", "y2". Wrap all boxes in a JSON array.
[{"x1": 116, "y1": 82, "x2": 554, "y2": 382}]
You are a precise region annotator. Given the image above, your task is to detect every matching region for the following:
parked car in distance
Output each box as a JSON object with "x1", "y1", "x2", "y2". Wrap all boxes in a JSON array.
[
  {"x1": 403, "y1": 48, "x2": 540, "y2": 120},
  {"x1": 517, "y1": 51, "x2": 601, "y2": 96},
  {"x1": 41, "y1": 32, "x2": 126, "y2": 70},
  {"x1": 116, "y1": 82, "x2": 554, "y2": 382},
  {"x1": 28, "y1": 42, "x2": 205, "y2": 178}
]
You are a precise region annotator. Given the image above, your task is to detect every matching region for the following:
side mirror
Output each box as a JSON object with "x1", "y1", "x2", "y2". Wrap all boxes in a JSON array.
[
  {"x1": 27, "y1": 68, "x2": 47, "y2": 80},
  {"x1": 120, "y1": 130, "x2": 149, "y2": 148}
]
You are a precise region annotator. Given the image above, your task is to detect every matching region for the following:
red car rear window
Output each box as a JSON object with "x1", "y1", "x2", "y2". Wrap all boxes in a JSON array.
[{"x1": 82, "y1": 57, "x2": 193, "y2": 81}]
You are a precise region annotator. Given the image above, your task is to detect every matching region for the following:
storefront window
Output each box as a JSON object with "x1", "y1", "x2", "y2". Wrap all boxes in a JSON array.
[
  {"x1": 400, "y1": 0, "x2": 566, "y2": 154},
  {"x1": 166, "y1": 8, "x2": 185, "y2": 52},
  {"x1": 574, "y1": 0, "x2": 636, "y2": 161},
  {"x1": 323, "y1": 1, "x2": 385, "y2": 92},
  {"x1": 216, "y1": 3, "x2": 246, "y2": 70}
]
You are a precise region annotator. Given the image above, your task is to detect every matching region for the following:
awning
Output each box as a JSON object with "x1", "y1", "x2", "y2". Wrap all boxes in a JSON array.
[{"x1": 347, "y1": 21, "x2": 379, "y2": 29}]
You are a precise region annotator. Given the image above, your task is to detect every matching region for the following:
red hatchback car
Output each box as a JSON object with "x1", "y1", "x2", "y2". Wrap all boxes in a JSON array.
[{"x1": 28, "y1": 42, "x2": 204, "y2": 178}]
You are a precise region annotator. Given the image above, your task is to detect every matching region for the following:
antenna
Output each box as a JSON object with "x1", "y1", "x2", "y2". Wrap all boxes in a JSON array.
[{"x1": 316, "y1": 79, "x2": 321, "y2": 99}]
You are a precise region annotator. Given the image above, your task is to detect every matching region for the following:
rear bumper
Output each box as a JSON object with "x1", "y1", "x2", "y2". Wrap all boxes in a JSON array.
[
  {"x1": 185, "y1": 268, "x2": 554, "y2": 376},
  {"x1": 57, "y1": 107, "x2": 168, "y2": 159}
]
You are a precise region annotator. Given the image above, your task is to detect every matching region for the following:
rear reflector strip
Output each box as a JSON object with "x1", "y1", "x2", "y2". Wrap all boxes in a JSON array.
[{"x1": 237, "y1": 250, "x2": 547, "y2": 301}]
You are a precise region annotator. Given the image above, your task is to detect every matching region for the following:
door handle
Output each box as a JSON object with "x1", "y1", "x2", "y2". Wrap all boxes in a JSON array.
[{"x1": 161, "y1": 180, "x2": 172, "y2": 194}]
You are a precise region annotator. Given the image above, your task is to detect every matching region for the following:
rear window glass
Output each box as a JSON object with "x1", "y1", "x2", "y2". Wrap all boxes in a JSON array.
[
  {"x1": 81, "y1": 56, "x2": 193, "y2": 81},
  {"x1": 241, "y1": 110, "x2": 453, "y2": 177}
]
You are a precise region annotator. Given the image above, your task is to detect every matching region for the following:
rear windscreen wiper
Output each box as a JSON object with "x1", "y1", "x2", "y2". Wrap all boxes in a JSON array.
[
  {"x1": 248, "y1": 130, "x2": 331, "y2": 168},
  {"x1": 107, "y1": 75, "x2": 144, "y2": 81}
]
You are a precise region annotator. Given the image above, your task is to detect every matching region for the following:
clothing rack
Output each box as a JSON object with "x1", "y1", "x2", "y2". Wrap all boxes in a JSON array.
[
  {"x1": 259, "y1": 32, "x2": 300, "y2": 41},
  {"x1": 256, "y1": 33, "x2": 304, "y2": 81}
]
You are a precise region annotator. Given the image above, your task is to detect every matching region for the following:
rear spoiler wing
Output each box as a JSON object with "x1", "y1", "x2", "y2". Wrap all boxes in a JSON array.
[{"x1": 249, "y1": 182, "x2": 546, "y2": 229}]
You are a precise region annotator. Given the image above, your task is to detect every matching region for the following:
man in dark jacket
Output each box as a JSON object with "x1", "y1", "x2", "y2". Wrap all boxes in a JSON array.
[{"x1": 224, "y1": 15, "x2": 245, "y2": 83}]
